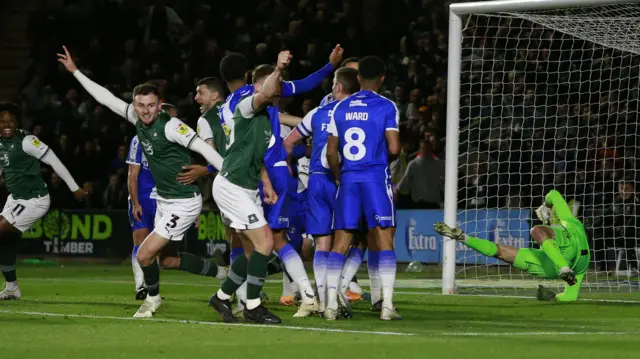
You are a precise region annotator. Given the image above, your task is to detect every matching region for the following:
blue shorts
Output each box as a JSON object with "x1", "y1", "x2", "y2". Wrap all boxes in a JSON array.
[
  {"x1": 333, "y1": 173, "x2": 396, "y2": 230},
  {"x1": 128, "y1": 196, "x2": 157, "y2": 231},
  {"x1": 287, "y1": 190, "x2": 307, "y2": 253},
  {"x1": 306, "y1": 173, "x2": 337, "y2": 235},
  {"x1": 259, "y1": 166, "x2": 293, "y2": 230}
]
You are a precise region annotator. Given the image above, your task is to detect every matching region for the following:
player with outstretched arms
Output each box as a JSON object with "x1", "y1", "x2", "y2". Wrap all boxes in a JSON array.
[
  {"x1": 207, "y1": 55, "x2": 286, "y2": 325},
  {"x1": 283, "y1": 67, "x2": 360, "y2": 315},
  {"x1": 0, "y1": 101, "x2": 86, "y2": 300},
  {"x1": 58, "y1": 46, "x2": 226, "y2": 318},
  {"x1": 326, "y1": 56, "x2": 401, "y2": 320},
  {"x1": 128, "y1": 130, "x2": 226, "y2": 302},
  {"x1": 434, "y1": 189, "x2": 589, "y2": 302}
]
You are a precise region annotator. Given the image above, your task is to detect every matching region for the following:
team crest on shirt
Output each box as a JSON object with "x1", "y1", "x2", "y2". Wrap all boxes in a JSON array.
[
  {"x1": 223, "y1": 124, "x2": 231, "y2": 136},
  {"x1": 31, "y1": 138, "x2": 41, "y2": 147},
  {"x1": 141, "y1": 140, "x2": 154, "y2": 155},
  {"x1": 176, "y1": 123, "x2": 189, "y2": 135}
]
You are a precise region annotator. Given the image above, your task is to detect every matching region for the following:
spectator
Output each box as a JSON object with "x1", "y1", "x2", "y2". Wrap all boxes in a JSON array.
[
  {"x1": 102, "y1": 174, "x2": 126, "y2": 210},
  {"x1": 395, "y1": 140, "x2": 445, "y2": 209}
]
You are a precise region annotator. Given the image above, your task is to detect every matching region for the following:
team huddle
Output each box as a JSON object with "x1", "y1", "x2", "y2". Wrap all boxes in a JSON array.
[{"x1": 0, "y1": 43, "x2": 588, "y2": 324}]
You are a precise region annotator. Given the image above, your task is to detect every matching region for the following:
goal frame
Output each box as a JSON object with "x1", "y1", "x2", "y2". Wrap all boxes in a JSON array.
[{"x1": 443, "y1": 0, "x2": 640, "y2": 294}]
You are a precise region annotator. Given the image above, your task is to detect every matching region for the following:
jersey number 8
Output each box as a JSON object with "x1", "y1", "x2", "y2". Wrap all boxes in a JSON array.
[{"x1": 343, "y1": 128, "x2": 366, "y2": 161}]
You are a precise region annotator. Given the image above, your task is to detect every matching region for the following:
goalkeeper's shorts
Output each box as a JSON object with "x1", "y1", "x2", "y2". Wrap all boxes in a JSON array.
[
  {"x1": 515, "y1": 225, "x2": 579, "y2": 279},
  {"x1": 514, "y1": 248, "x2": 559, "y2": 279}
]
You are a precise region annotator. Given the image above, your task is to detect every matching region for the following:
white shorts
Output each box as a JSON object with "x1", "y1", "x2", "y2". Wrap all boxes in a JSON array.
[
  {"x1": 2, "y1": 194, "x2": 50, "y2": 233},
  {"x1": 153, "y1": 194, "x2": 202, "y2": 241},
  {"x1": 212, "y1": 175, "x2": 266, "y2": 230}
]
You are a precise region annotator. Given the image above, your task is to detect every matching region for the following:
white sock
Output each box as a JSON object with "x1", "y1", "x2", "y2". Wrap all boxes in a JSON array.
[
  {"x1": 326, "y1": 252, "x2": 345, "y2": 310},
  {"x1": 278, "y1": 244, "x2": 314, "y2": 299},
  {"x1": 340, "y1": 248, "x2": 363, "y2": 295},
  {"x1": 132, "y1": 245, "x2": 144, "y2": 289},
  {"x1": 246, "y1": 298, "x2": 261, "y2": 310},
  {"x1": 313, "y1": 251, "x2": 329, "y2": 308},
  {"x1": 216, "y1": 288, "x2": 231, "y2": 301},
  {"x1": 282, "y1": 272, "x2": 294, "y2": 297},
  {"x1": 378, "y1": 250, "x2": 397, "y2": 309},
  {"x1": 368, "y1": 251, "x2": 382, "y2": 305},
  {"x1": 5, "y1": 281, "x2": 18, "y2": 291},
  {"x1": 236, "y1": 281, "x2": 248, "y2": 304}
]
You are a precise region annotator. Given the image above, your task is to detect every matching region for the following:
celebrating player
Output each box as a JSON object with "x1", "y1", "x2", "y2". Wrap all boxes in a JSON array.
[
  {"x1": 0, "y1": 101, "x2": 86, "y2": 300},
  {"x1": 434, "y1": 189, "x2": 589, "y2": 302},
  {"x1": 283, "y1": 67, "x2": 360, "y2": 315},
  {"x1": 58, "y1": 46, "x2": 226, "y2": 318},
  {"x1": 208, "y1": 57, "x2": 286, "y2": 325},
  {"x1": 326, "y1": 56, "x2": 401, "y2": 320}
]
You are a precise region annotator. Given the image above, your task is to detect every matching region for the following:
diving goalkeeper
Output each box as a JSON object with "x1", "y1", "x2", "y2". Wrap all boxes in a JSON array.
[{"x1": 434, "y1": 190, "x2": 590, "y2": 302}]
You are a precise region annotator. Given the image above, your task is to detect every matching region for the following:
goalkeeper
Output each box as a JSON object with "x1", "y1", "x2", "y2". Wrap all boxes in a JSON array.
[{"x1": 434, "y1": 189, "x2": 590, "y2": 302}]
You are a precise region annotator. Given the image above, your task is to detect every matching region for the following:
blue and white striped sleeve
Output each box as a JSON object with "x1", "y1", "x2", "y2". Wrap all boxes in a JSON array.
[
  {"x1": 296, "y1": 107, "x2": 318, "y2": 137},
  {"x1": 126, "y1": 136, "x2": 142, "y2": 165}
]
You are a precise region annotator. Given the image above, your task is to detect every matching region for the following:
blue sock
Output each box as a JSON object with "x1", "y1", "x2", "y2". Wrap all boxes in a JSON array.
[
  {"x1": 132, "y1": 245, "x2": 140, "y2": 258},
  {"x1": 230, "y1": 248, "x2": 244, "y2": 265},
  {"x1": 277, "y1": 243, "x2": 297, "y2": 263}
]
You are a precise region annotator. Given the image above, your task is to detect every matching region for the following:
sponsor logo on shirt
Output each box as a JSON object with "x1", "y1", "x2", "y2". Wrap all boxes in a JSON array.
[
  {"x1": 141, "y1": 140, "x2": 154, "y2": 155},
  {"x1": 349, "y1": 100, "x2": 367, "y2": 107},
  {"x1": 177, "y1": 123, "x2": 189, "y2": 135}
]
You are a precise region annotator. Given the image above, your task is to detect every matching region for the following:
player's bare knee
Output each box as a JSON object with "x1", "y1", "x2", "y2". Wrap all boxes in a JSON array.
[
  {"x1": 136, "y1": 250, "x2": 154, "y2": 267},
  {"x1": 132, "y1": 229, "x2": 147, "y2": 246},
  {"x1": 314, "y1": 235, "x2": 332, "y2": 251},
  {"x1": 332, "y1": 230, "x2": 353, "y2": 254},
  {"x1": 530, "y1": 225, "x2": 555, "y2": 245}
]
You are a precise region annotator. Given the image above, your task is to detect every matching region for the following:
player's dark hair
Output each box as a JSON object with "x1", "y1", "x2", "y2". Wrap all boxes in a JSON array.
[
  {"x1": 358, "y1": 56, "x2": 386, "y2": 81},
  {"x1": 0, "y1": 101, "x2": 21, "y2": 121},
  {"x1": 335, "y1": 67, "x2": 359, "y2": 94},
  {"x1": 252, "y1": 64, "x2": 275, "y2": 84},
  {"x1": 133, "y1": 83, "x2": 160, "y2": 98},
  {"x1": 220, "y1": 53, "x2": 249, "y2": 83},
  {"x1": 341, "y1": 57, "x2": 359, "y2": 68},
  {"x1": 196, "y1": 77, "x2": 225, "y2": 95}
]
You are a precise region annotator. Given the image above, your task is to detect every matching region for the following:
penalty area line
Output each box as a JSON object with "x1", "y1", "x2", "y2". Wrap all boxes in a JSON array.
[{"x1": 0, "y1": 309, "x2": 417, "y2": 337}]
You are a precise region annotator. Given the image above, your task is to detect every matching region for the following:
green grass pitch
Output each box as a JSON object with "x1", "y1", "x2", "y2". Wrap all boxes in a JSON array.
[{"x1": 1, "y1": 264, "x2": 640, "y2": 359}]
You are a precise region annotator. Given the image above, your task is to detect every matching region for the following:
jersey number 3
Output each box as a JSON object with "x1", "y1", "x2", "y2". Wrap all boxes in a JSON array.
[
  {"x1": 165, "y1": 214, "x2": 180, "y2": 229},
  {"x1": 343, "y1": 128, "x2": 366, "y2": 161}
]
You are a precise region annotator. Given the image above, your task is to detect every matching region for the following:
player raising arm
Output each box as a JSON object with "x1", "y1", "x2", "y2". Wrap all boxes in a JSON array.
[
  {"x1": 325, "y1": 56, "x2": 401, "y2": 320},
  {"x1": 0, "y1": 101, "x2": 86, "y2": 300},
  {"x1": 282, "y1": 67, "x2": 360, "y2": 315},
  {"x1": 58, "y1": 46, "x2": 225, "y2": 318},
  {"x1": 434, "y1": 189, "x2": 590, "y2": 302},
  {"x1": 208, "y1": 56, "x2": 285, "y2": 325}
]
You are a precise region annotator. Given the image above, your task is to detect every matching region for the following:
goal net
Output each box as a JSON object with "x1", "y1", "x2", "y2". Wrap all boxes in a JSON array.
[{"x1": 450, "y1": 1, "x2": 640, "y2": 296}]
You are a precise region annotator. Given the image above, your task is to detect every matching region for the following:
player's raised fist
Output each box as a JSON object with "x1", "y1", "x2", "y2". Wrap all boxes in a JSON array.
[
  {"x1": 329, "y1": 44, "x2": 344, "y2": 68},
  {"x1": 276, "y1": 51, "x2": 292, "y2": 70},
  {"x1": 73, "y1": 188, "x2": 88, "y2": 202},
  {"x1": 57, "y1": 46, "x2": 78, "y2": 73}
]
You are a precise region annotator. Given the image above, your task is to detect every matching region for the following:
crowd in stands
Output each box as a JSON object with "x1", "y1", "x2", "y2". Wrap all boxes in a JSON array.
[{"x1": 8, "y1": 0, "x2": 450, "y2": 211}]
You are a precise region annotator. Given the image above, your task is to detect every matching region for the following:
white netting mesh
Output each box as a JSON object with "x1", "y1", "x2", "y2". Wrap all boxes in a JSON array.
[{"x1": 455, "y1": 2, "x2": 640, "y2": 294}]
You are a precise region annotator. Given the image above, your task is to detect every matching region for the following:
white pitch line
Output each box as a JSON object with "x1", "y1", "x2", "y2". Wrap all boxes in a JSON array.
[
  {"x1": 0, "y1": 309, "x2": 417, "y2": 337},
  {"x1": 1, "y1": 309, "x2": 636, "y2": 338},
  {"x1": 431, "y1": 331, "x2": 640, "y2": 337}
]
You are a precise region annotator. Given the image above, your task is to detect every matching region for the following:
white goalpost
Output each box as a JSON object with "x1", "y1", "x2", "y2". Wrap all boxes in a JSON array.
[{"x1": 444, "y1": 0, "x2": 640, "y2": 296}]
